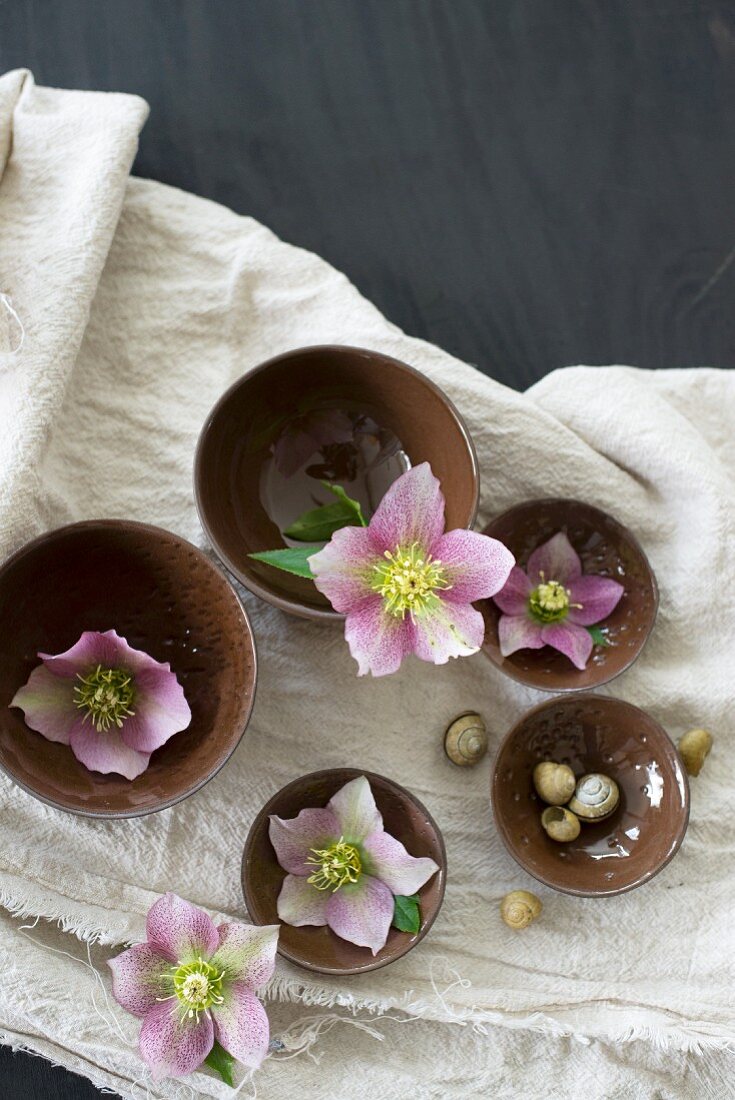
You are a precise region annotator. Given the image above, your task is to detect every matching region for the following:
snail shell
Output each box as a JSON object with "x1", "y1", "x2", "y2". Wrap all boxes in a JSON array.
[
  {"x1": 532, "y1": 761, "x2": 576, "y2": 805},
  {"x1": 444, "y1": 712, "x2": 488, "y2": 766},
  {"x1": 500, "y1": 890, "x2": 542, "y2": 930},
  {"x1": 678, "y1": 728, "x2": 713, "y2": 777},
  {"x1": 541, "y1": 805, "x2": 581, "y2": 843},
  {"x1": 568, "y1": 773, "x2": 620, "y2": 822}
]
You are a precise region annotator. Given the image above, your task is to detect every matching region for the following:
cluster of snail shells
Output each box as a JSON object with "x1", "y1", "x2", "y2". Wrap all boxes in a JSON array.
[{"x1": 533, "y1": 761, "x2": 620, "y2": 843}]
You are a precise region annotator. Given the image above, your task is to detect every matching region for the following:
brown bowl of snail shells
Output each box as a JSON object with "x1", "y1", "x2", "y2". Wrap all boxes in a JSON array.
[{"x1": 492, "y1": 694, "x2": 690, "y2": 897}]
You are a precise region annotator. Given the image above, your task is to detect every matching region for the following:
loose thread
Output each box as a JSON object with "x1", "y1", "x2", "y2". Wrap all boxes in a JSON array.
[{"x1": 0, "y1": 292, "x2": 24, "y2": 354}]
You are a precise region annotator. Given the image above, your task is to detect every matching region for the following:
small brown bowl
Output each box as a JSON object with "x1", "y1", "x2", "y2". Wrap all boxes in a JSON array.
[
  {"x1": 0, "y1": 520, "x2": 257, "y2": 818},
  {"x1": 492, "y1": 694, "x2": 689, "y2": 897},
  {"x1": 194, "y1": 345, "x2": 479, "y2": 620},
  {"x1": 242, "y1": 768, "x2": 446, "y2": 974},
  {"x1": 480, "y1": 498, "x2": 658, "y2": 691}
]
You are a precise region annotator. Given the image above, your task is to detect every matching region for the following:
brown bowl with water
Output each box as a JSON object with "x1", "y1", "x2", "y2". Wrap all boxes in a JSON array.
[
  {"x1": 194, "y1": 345, "x2": 479, "y2": 620},
  {"x1": 492, "y1": 695, "x2": 689, "y2": 897},
  {"x1": 242, "y1": 768, "x2": 446, "y2": 974},
  {"x1": 0, "y1": 520, "x2": 256, "y2": 817},
  {"x1": 480, "y1": 498, "x2": 658, "y2": 691}
]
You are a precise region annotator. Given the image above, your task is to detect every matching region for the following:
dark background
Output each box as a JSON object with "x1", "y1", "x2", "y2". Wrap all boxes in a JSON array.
[{"x1": 1, "y1": 0, "x2": 733, "y2": 1095}]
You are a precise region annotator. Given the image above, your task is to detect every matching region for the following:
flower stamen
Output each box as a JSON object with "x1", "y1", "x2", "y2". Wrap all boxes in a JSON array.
[
  {"x1": 73, "y1": 664, "x2": 136, "y2": 732},
  {"x1": 168, "y1": 958, "x2": 225, "y2": 1020},
  {"x1": 306, "y1": 837, "x2": 362, "y2": 891},
  {"x1": 371, "y1": 542, "x2": 450, "y2": 619},
  {"x1": 529, "y1": 579, "x2": 572, "y2": 624}
]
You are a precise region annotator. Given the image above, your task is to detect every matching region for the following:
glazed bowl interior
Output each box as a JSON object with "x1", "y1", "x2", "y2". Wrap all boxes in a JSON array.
[
  {"x1": 481, "y1": 498, "x2": 658, "y2": 691},
  {"x1": 195, "y1": 345, "x2": 479, "y2": 619},
  {"x1": 242, "y1": 768, "x2": 446, "y2": 974},
  {"x1": 492, "y1": 695, "x2": 689, "y2": 897},
  {"x1": 0, "y1": 521, "x2": 256, "y2": 817}
]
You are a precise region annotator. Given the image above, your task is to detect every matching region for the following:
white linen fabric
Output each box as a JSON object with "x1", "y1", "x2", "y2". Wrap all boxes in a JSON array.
[{"x1": 0, "y1": 71, "x2": 733, "y2": 1099}]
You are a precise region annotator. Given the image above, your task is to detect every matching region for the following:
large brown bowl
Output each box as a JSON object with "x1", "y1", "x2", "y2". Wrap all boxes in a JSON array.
[
  {"x1": 242, "y1": 768, "x2": 446, "y2": 974},
  {"x1": 480, "y1": 498, "x2": 658, "y2": 691},
  {"x1": 492, "y1": 695, "x2": 689, "y2": 897},
  {"x1": 194, "y1": 345, "x2": 479, "y2": 620},
  {"x1": 0, "y1": 521, "x2": 257, "y2": 818}
]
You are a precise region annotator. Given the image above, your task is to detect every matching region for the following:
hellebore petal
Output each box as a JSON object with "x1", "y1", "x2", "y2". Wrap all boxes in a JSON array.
[
  {"x1": 567, "y1": 574, "x2": 624, "y2": 626},
  {"x1": 325, "y1": 875, "x2": 394, "y2": 956},
  {"x1": 276, "y1": 873, "x2": 330, "y2": 926},
  {"x1": 108, "y1": 944, "x2": 171, "y2": 1019},
  {"x1": 39, "y1": 629, "x2": 150, "y2": 679},
  {"x1": 526, "y1": 532, "x2": 581, "y2": 586},
  {"x1": 498, "y1": 614, "x2": 546, "y2": 657},
  {"x1": 493, "y1": 566, "x2": 533, "y2": 616},
  {"x1": 146, "y1": 893, "x2": 219, "y2": 965},
  {"x1": 369, "y1": 462, "x2": 445, "y2": 556},
  {"x1": 327, "y1": 775, "x2": 383, "y2": 844},
  {"x1": 410, "y1": 600, "x2": 485, "y2": 664},
  {"x1": 362, "y1": 831, "x2": 439, "y2": 896},
  {"x1": 69, "y1": 723, "x2": 150, "y2": 780},
  {"x1": 433, "y1": 529, "x2": 514, "y2": 603},
  {"x1": 138, "y1": 998, "x2": 214, "y2": 1081},
  {"x1": 118, "y1": 664, "x2": 191, "y2": 754},
  {"x1": 309, "y1": 525, "x2": 378, "y2": 613},
  {"x1": 10, "y1": 664, "x2": 78, "y2": 744},
  {"x1": 268, "y1": 808, "x2": 341, "y2": 875},
  {"x1": 540, "y1": 621, "x2": 594, "y2": 670},
  {"x1": 343, "y1": 596, "x2": 415, "y2": 677},
  {"x1": 213, "y1": 981, "x2": 271, "y2": 1070},
  {"x1": 210, "y1": 923, "x2": 280, "y2": 990}
]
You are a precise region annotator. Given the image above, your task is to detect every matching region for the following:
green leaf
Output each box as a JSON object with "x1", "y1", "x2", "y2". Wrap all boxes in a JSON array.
[
  {"x1": 205, "y1": 1040, "x2": 236, "y2": 1087},
  {"x1": 392, "y1": 893, "x2": 421, "y2": 934},
  {"x1": 321, "y1": 482, "x2": 367, "y2": 524},
  {"x1": 248, "y1": 547, "x2": 315, "y2": 578},
  {"x1": 283, "y1": 483, "x2": 366, "y2": 542},
  {"x1": 587, "y1": 625, "x2": 611, "y2": 647}
]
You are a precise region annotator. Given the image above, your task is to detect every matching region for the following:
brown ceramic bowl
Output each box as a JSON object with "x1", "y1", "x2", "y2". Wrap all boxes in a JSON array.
[
  {"x1": 194, "y1": 345, "x2": 479, "y2": 620},
  {"x1": 480, "y1": 498, "x2": 658, "y2": 691},
  {"x1": 0, "y1": 520, "x2": 257, "y2": 818},
  {"x1": 492, "y1": 695, "x2": 689, "y2": 897},
  {"x1": 242, "y1": 768, "x2": 446, "y2": 974}
]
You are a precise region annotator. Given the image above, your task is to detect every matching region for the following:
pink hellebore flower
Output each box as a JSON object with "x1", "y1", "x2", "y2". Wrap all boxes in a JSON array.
[
  {"x1": 494, "y1": 531, "x2": 624, "y2": 670},
  {"x1": 108, "y1": 893, "x2": 279, "y2": 1081},
  {"x1": 10, "y1": 630, "x2": 191, "y2": 780},
  {"x1": 308, "y1": 463, "x2": 515, "y2": 676},
  {"x1": 270, "y1": 775, "x2": 439, "y2": 955}
]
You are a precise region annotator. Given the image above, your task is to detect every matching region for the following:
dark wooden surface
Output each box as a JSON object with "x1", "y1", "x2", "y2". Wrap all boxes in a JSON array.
[{"x1": 1, "y1": 0, "x2": 733, "y2": 1095}]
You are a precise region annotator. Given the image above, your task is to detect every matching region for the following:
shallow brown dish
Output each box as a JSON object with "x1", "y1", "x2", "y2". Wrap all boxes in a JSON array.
[
  {"x1": 492, "y1": 695, "x2": 689, "y2": 897},
  {"x1": 194, "y1": 345, "x2": 479, "y2": 620},
  {"x1": 480, "y1": 498, "x2": 658, "y2": 691},
  {"x1": 242, "y1": 768, "x2": 446, "y2": 974},
  {"x1": 0, "y1": 520, "x2": 256, "y2": 818}
]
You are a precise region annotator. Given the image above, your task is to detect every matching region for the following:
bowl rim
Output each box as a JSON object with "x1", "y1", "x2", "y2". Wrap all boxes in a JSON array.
[
  {"x1": 491, "y1": 693, "x2": 690, "y2": 897},
  {"x1": 481, "y1": 496, "x2": 660, "y2": 693},
  {"x1": 0, "y1": 518, "x2": 258, "y2": 820},
  {"x1": 241, "y1": 765, "x2": 447, "y2": 974},
  {"x1": 194, "y1": 343, "x2": 481, "y2": 622}
]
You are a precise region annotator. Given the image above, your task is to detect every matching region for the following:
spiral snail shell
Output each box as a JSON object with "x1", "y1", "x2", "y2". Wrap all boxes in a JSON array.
[
  {"x1": 568, "y1": 773, "x2": 620, "y2": 822},
  {"x1": 532, "y1": 761, "x2": 576, "y2": 805},
  {"x1": 444, "y1": 712, "x2": 488, "y2": 766},
  {"x1": 500, "y1": 890, "x2": 542, "y2": 930},
  {"x1": 541, "y1": 805, "x2": 581, "y2": 843},
  {"x1": 678, "y1": 728, "x2": 712, "y2": 777}
]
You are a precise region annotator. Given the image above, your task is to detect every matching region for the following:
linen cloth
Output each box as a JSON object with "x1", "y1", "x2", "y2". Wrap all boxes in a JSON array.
[{"x1": 0, "y1": 70, "x2": 733, "y2": 1099}]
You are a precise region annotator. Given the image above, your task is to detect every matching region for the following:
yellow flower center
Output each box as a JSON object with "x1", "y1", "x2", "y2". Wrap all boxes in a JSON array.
[
  {"x1": 529, "y1": 578, "x2": 570, "y2": 623},
  {"x1": 305, "y1": 837, "x2": 362, "y2": 891},
  {"x1": 371, "y1": 543, "x2": 450, "y2": 618},
  {"x1": 171, "y1": 958, "x2": 225, "y2": 1018},
  {"x1": 72, "y1": 665, "x2": 136, "y2": 732}
]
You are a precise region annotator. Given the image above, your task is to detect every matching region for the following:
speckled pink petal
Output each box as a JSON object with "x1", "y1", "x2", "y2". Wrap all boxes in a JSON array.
[
  {"x1": 10, "y1": 664, "x2": 78, "y2": 744},
  {"x1": 118, "y1": 664, "x2": 191, "y2": 754},
  {"x1": 433, "y1": 529, "x2": 514, "y2": 603},
  {"x1": 276, "y1": 874, "x2": 329, "y2": 926},
  {"x1": 493, "y1": 566, "x2": 533, "y2": 616},
  {"x1": 69, "y1": 722, "x2": 151, "y2": 780},
  {"x1": 138, "y1": 998, "x2": 214, "y2": 1081},
  {"x1": 39, "y1": 629, "x2": 154, "y2": 679},
  {"x1": 541, "y1": 621, "x2": 593, "y2": 670},
  {"x1": 213, "y1": 981, "x2": 270, "y2": 1070},
  {"x1": 309, "y1": 525, "x2": 378, "y2": 613},
  {"x1": 146, "y1": 893, "x2": 219, "y2": 965},
  {"x1": 567, "y1": 575, "x2": 624, "y2": 626},
  {"x1": 411, "y1": 599, "x2": 485, "y2": 664},
  {"x1": 369, "y1": 463, "x2": 445, "y2": 556},
  {"x1": 269, "y1": 808, "x2": 340, "y2": 875},
  {"x1": 108, "y1": 944, "x2": 171, "y2": 1018},
  {"x1": 498, "y1": 614, "x2": 546, "y2": 657},
  {"x1": 362, "y1": 831, "x2": 439, "y2": 896},
  {"x1": 327, "y1": 775, "x2": 383, "y2": 844},
  {"x1": 210, "y1": 923, "x2": 279, "y2": 990},
  {"x1": 526, "y1": 532, "x2": 581, "y2": 585},
  {"x1": 325, "y1": 874, "x2": 394, "y2": 955},
  {"x1": 343, "y1": 596, "x2": 414, "y2": 677}
]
